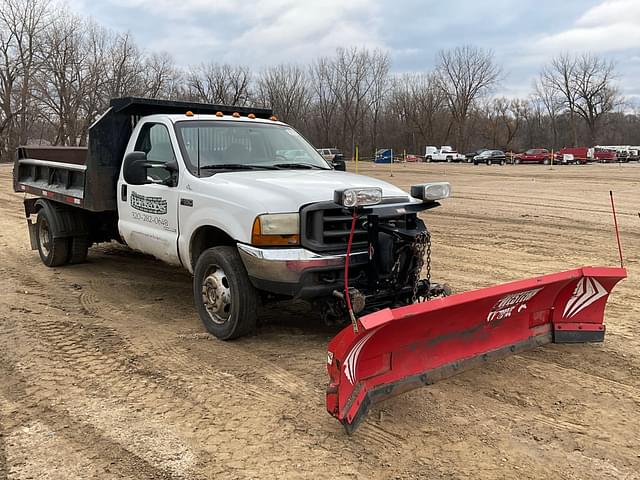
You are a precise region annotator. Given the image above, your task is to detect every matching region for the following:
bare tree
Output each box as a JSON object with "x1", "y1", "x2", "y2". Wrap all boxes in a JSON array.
[
  {"x1": 389, "y1": 73, "x2": 445, "y2": 152},
  {"x1": 435, "y1": 45, "x2": 501, "y2": 151},
  {"x1": 104, "y1": 32, "x2": 144, "y2": 99},
  {"x1": 33, "y1": 10, "x2": 86, "y2": 145},
  {"x1": 0, "y1": 0, "x2": 50, "y2": 158},
  {"x1": 255, "y1": 64, "x2": 310, "y2": 126},
  {"x1": 366, "y1": 50, "x2": 391, "y2": 154},
  {"x1": 572, "y1": 53, "x2": 619, "y2": 145},
  {"x1": 143, "y1": 52, "x2": 182, "y2": 99},
  {"x1": 330, "y1": 47, "x2": 387, "y2": 156},
  {"x1": 309, "y1": 56, "x2": 338, "y2": 147},
  {"x1": 186, "y1": 63, "x2": 251, "y2": 106},
  {"x1": 534, "y1": 77, "x2": 563, "y2": 148}
]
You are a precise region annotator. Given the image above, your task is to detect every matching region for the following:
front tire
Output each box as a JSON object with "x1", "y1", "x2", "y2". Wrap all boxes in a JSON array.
[
  {"x1": 36, "y1": 209, "x2": 69, "y2": 267},
  {"x1": 193, "y1": 246, "x2": 258, "y2": 340}
]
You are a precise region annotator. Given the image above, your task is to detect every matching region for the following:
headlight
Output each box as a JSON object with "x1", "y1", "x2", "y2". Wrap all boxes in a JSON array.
[
  {"x1": 334, "y1": 187, "x2": 382, "y2": 208},
  {"x1": 252, "y1": 213, "x2": 300, "y2": 246},
  {"x1": 410, "y1": 182, "x2": 452, "y2": 201}
]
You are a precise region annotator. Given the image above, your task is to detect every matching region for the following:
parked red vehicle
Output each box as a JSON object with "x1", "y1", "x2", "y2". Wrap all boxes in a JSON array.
[
  {"x1": 593, "y1": 147, "x2": 617, "y2": 163},
  {"x1": 513, "y1": 148, "x2": 551, "y2": 164},
  {"x1": 554, "y1": 147, "x2": 590, "y2": 164}
]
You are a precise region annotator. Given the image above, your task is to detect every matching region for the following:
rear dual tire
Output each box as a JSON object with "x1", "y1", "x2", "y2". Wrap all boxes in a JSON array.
[
  {"x1": 36, "y1": 210, "x2": 70, "y2": 267},
  {"x1": 35, "y1": 207, "x2": 90, "y2": 267}
]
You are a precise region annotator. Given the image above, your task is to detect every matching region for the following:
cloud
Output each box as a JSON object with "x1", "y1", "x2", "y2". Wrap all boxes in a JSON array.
[{"x1": 535, "y1": 0, "x2": 640, "y2": 53}]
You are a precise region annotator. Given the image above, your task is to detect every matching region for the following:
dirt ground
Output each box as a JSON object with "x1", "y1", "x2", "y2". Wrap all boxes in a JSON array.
[{"x1": 1, "y1": 161, "x2": 639, "y2": 480}]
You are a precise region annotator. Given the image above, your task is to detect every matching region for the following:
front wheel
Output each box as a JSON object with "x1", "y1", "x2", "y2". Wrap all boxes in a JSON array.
[
  {"x1": 425, "y1": 156, "x2": 432, "y2": 163},
  {"x1": 193, "y1": 246, "x2": 258, "y2": 340},
  {"x1": 487, "y1": 159, "x2": 492, "y2": 166},
  {"x1": 543, "y1": 158, "x2": 550, "y2": 165}
]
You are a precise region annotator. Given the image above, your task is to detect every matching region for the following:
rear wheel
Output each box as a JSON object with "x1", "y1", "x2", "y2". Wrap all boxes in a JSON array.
[
  {"x1": 543, "y1": 157, "x2": 550, "y2": 165},
  {"x1": 514, "y1": 158, "x2": 521, "y2": 165},
  {"x1": 36, "y1": 209, "x2": 69, "y2": 267},
  {"x1": 487, "y1": 159, "x2": 492, "y2": 166},
  {"x1": 193, "y1": 246, "x2": 258, "y2": 340},
  {"x1": 446, "y1": 156, "x2": 452, "y2": 163},
  {"x1": 425, "y1": 156, "x2": 432, "y2": 163},
  {"x1": 68, "y1": 236, "x2": 91, "y2": 264},
  {"x1": 500, "y1": 159, "x2": 505, "y2": 165}
]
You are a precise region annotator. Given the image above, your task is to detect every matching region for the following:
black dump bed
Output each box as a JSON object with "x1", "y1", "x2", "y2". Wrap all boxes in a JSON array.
[{"x1": 13, "y1": 97, "x2": 273, "y2": 212}]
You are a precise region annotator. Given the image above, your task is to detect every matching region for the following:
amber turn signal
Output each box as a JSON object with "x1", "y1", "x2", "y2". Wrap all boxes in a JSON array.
[{"x1": 251, "y1": 216, "x2": 299, "y2": 246}]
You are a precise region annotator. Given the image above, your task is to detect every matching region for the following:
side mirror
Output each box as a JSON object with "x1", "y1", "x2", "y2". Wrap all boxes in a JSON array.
[
  {"x1": 332, "y1": 158, "x2": 346, "y2": 171},
  {"x1": 123, "y1": 151, "x2": 148, "y2": 185}
]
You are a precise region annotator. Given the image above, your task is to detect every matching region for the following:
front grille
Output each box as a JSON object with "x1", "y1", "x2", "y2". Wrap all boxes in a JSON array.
[
  {"x1": 301, "y1": 200, "x2": 416, "y2": 253},
  {"x1": 305, "y1": 207, "x2": 369, "y2": 252}
]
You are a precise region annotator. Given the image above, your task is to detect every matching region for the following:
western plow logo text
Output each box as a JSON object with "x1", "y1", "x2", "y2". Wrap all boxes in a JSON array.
[{"x1": 487, "y1": 288, "x2": 542, "y2": 322}]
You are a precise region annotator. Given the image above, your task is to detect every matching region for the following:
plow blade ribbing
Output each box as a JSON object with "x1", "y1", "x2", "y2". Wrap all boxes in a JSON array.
[{"x1": 326, "y1": 267, "x2": 626, "y2": 433}]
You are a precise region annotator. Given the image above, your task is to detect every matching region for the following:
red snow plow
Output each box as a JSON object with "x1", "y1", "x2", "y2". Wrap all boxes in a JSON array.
[{"x1": 326, "y1": 266, "x2": 626, "y2": 433}]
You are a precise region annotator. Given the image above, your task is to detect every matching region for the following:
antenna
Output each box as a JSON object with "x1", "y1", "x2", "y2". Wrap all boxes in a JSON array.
[{"x1": 609, "y1": 191, "x2": 624, "y2": 268}]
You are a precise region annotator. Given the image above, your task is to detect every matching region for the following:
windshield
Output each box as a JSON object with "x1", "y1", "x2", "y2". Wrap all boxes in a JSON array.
[{"x1": 175, "y1": 121, "x2": 331, "y2": 174}]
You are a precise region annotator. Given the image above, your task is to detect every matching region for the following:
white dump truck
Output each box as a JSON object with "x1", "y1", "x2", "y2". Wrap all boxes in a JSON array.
[{"x1": 13, "y1": 97, "x2": 451, "y2": 340}]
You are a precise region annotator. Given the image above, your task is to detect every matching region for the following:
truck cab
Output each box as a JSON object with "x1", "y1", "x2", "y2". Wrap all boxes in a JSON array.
[{"x1": 14, "y1": 98, "x2": 451, "y2": 340}]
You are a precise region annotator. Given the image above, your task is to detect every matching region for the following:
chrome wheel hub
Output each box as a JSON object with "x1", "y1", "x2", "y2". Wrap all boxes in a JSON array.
[
  {"x1": 39, "y1": 218, "x2": 51, "y2": 257},
  {"x1": 201, "y1": 266, "x2": 231, "y2": 324}
]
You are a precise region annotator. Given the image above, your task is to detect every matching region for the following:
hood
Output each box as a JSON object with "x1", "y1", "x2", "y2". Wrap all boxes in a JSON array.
[{"x1": 200, "y1": 169, "x2": 413, "y2": 213}]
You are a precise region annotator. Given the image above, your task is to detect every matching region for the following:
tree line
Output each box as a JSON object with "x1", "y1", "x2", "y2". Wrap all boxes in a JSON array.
[{"x1": 1, "y1": 0, "x2": 637, "y2": 162}]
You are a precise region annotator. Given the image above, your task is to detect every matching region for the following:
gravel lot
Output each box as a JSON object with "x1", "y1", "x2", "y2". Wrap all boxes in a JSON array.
[{"x1": 1, "y1": 161, "x2": 639, "y2": 479}]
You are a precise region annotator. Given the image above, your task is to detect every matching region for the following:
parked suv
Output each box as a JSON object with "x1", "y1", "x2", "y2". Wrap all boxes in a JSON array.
[
  {"x1": 514, "y1": 148, "x2": 551, "y2": 164},
  {"x1": 473, "y1": 150, "x2": 506, "y2": 165}
]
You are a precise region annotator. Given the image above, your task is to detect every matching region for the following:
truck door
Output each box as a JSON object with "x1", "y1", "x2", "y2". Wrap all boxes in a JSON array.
[{"x1": 118, "y1": 122, "x2": 181, "y2": 265}]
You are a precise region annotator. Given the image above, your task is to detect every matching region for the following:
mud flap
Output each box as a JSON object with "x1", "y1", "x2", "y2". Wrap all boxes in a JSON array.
[{"x1": 326, "y1": 267, "x2": 626, "y2": 434}]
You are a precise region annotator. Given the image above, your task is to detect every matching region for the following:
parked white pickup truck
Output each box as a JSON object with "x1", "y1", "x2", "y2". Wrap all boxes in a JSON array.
[
  {"x1": 13, "y1": 98, "x2": 451, "y2": 340},
  {"x1": 424, "y1": 146, "x2": 466, "y2": 163}
]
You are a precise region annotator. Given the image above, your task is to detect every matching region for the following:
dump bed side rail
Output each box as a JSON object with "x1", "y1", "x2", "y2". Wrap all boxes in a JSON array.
[{"x1": 14, "y1": 147, "x2": 88, "y2": 208}]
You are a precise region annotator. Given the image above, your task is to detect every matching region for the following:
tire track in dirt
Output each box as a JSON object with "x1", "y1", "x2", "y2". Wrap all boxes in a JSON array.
[
  {"x1": 0, "y1": 411, "x2": 7, "y2": 480},
  {"x1": 1, "y1": 267, "x2": 397, "y2": 473},
  {"x1": 0, "y1": 352, "x2": 186, "y2": 480}
]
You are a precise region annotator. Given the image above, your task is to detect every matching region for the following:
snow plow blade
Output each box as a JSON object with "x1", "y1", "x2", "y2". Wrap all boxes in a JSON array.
[{"x1": 326, "y1": 267, "x2": 626, "y2": 434}]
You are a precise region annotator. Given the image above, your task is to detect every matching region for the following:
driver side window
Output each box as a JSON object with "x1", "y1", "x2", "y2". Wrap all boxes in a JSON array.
[{"x1": 135, "y1": 123, "x2": 176, "y2": 182}]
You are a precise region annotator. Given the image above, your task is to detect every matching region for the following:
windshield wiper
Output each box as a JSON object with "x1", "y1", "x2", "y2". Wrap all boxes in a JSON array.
[
  {"x1": 273, "y1": 163, "x2": 328, "y2": 170},
  {"x1": 199, "y1": 163, "x2": 279, "y2": 171}
]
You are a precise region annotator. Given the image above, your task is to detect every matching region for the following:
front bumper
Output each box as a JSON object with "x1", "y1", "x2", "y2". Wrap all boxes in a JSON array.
[{"x1": 237, "y1": 244, "x2": 368, "y2": 297}]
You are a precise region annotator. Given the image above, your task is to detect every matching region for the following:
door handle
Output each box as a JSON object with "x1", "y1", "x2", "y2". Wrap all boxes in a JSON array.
[{"x1": 121, "y1": 184, "x2": 127, "y2": 202}]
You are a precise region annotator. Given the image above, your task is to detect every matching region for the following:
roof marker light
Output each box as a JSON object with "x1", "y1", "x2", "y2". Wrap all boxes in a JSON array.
[
  {"x1": 232, "y1": 112, "x2": 241, "y2": 118},
  {"x1": 216, "y1": 111, "x2": 224, "y2": 117},
  {"x1": 185, "y1": 111, "x2": 194, "y2": 117},
  {"x1": 270, "y1": 115, "x2": 278, "y2": 121},
  {"x1": 248, "y1": 113, "x2": 256, "y2": 119}
]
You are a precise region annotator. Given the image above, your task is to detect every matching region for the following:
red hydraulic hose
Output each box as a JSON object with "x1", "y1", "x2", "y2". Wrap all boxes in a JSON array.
[{"x1": 344, "y1": 209, "x2": 359, "y2": 333}]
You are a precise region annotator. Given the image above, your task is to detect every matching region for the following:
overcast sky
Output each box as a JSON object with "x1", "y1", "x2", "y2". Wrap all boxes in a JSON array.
[{"x1": 68, "y1": 0, "x2": 640, "y2": 103}]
